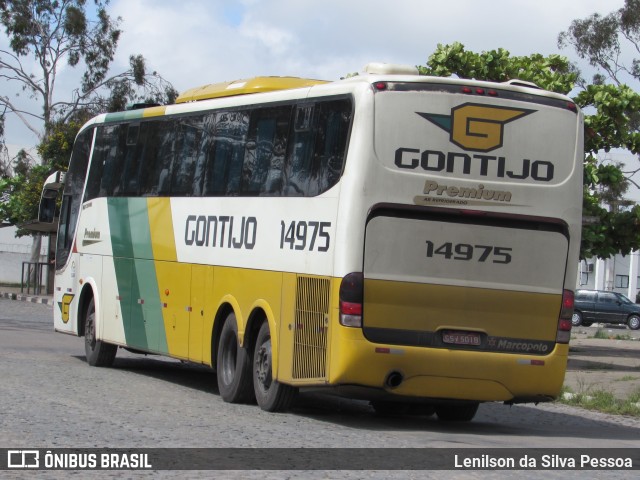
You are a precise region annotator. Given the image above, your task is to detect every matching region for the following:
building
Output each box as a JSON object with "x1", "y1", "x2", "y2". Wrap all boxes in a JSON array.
[{"x1": 578, "y1": 253, "x2": 640, "y2": 301}]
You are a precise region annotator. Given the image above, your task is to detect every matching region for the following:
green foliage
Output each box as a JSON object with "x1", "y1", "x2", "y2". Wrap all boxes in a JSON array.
[
  {"x1": 0, "y1": 161, "x2": 50, "y2": 236},
  {"x1": 576, "y1": 84, "x2": 640, "y2": 155},
  {"x1": 593, "y1": 328, "x2": 611, "y2": 339},
  {"x1": 37, "y1": 117, "x2": 88, "y2": 171},
  {"x1": 0, "y1": 118, "x2": 79, "y2": 232},
  {"x1": 419, "y1": 42, "x2": 578, "y2": 94}
]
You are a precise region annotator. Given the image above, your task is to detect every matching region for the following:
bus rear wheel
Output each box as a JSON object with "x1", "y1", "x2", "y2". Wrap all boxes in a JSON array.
[
  {"x1": 435, "y1": 403, "x2": 479, "y2": 422},
  {"x1": 253, "y1": 322, "x2": 297, "y2": 412},
  {"x1": 216, "y1": 313, "x2": 254, "y2": 404},
  {"x1": 84, "y1": 298, "x2": 117, "y2": 367}
]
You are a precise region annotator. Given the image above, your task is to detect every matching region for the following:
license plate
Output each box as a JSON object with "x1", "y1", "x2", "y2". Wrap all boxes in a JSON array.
[{"x1": 442, "y1": 330, "x2": 481, "y2": 346}]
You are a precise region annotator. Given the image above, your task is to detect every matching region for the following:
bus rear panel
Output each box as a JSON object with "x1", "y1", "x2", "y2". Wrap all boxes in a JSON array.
[{"x1": 328, "y1": 78, "x2": 582, "y2": 405}]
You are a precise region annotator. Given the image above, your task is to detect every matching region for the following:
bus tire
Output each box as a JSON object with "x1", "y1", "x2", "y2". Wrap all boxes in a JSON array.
[
  {"x1": 435, "y1": 403, "x2": 479, "y2": 422},
  {"x1": 253, "y1": 321, "x2": 297, "y2": 412},
  {"x1": 84, "y1": 298, "x2": 117, "y2": 367},
  {"x1": 216, "y1": 313, "x2": 254, "y2": 404}
]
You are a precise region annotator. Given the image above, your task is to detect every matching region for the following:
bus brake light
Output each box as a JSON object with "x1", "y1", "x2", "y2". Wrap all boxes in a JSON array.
[
  {"x1": 556, "y1": 289, "x2": 574, "y2": 344},
  {"x1": 340, "y1": 272, "x2": 363, "y2": 327}
]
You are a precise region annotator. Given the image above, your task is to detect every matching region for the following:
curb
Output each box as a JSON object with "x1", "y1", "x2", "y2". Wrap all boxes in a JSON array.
[{"x1": 1, "y1": 291, "x2": 54, "y2": 305}]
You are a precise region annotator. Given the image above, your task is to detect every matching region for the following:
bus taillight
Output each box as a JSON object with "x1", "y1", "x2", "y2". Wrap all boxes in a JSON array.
[
  {"x1": 340, "y1": 272, "x2": 363, "y2": 327},
  {"x1": 556, "y1": 289, "x2": 574, "y2": 344}
]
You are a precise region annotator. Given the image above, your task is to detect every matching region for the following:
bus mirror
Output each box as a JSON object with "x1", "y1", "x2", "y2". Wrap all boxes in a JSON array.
[
  {"x1": 38, "y1": 188, "x2": 58, "y2": 223},
  {"x1": 42, "y1": 171, "x2": 65, "y2": 190}
]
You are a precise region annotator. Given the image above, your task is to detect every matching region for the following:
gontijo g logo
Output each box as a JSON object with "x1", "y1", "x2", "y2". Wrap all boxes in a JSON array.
[{"x1": 417, "y1": 103, "x2": 535, "y2": 152}]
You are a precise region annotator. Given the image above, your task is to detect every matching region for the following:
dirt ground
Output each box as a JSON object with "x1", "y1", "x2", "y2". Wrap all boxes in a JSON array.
[{"x1": 564, "y1": 325, "x2": 640, "y2": 400}]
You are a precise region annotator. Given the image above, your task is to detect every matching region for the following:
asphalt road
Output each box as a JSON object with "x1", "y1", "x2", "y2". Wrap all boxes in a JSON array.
[{"x1": 1, "y1": 299, "x2": 639, "y2": 479}]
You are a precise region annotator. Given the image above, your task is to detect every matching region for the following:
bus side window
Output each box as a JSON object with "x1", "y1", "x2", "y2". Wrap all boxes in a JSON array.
[
  {"x1": 56, "y1": 128, "x2": 93, "y2": 269},
  {"x1": 285, "y1": 105, "x2": 315, "y2": 196},
  {"x1": 311, "y1": 101, "x2": 351, "y2": 195},
  {"x1": 140, "y1": 120, "x2": 177, "y2": 196},
  {"x1": 242, "y1": 106, "x2": 291, "y2": 196},
  {"x1": 85, "y1": 127, "x2": 106, "y2": 201},
  {"x1": 193, "y1": 113, "x2": 216, "y2": 197},
  {"x1": 205, "y1": 111, "x2": 249, "y2": 196},
  {"x1": 171, "y1": 116, "x2": 205, "y2": 196},
  {"x1": 198, "y1": 113, "x2": 218, "y2": 196},
  {"x1": 85, "y1": 124, "x2": 123, "y2": 198},
  {"x1": 102, "y1": 125, "x2": 128, "y2": 196},
  {"x1": 117, "y1": 123, "x2": 146, "y2": 196}
]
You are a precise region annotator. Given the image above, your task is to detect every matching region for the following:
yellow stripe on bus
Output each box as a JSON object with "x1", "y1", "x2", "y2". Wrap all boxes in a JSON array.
[
  {"x1": 146, "y1": 198, "x2": 188, "y2": 358},
  {"x1": 142, "y1": 106, "x2": 167, "y2": 118},
  {"x1": 147, "y1": 198, "x2": 177, "y2": 262}
]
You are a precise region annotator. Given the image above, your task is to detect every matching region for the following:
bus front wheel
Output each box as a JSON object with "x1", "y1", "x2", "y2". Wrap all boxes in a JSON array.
[
  {"x1": 216, "y1": 313, "x2": 254, "y2": 403},
  {"x1": 253, "y1": 322, "x2": 297, "y2": 412},
  {"x1": 84, "y1": 298, "x2": 117, "y2": 367}
]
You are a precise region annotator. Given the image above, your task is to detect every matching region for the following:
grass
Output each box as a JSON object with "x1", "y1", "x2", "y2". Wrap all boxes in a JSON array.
[
  {"x1": 590, "y1": 328, "x2": 634, "y2": 341},
  {"x1": 559, "y1": 385, "x2": 640, "y2": 417},
  {"x1": 614, "y1": 334, "x2": 634, "y2": 340},
  {"x1": 592, "y1": 329, "x2": 611, "y2": 339}
]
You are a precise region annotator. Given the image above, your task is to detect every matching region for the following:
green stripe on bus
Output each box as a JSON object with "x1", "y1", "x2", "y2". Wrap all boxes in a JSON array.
[
  {"x1": 107, "y1": 198, "x2": 168, "y2": 354},
  {"x1": 127, "y1": 198, "x2": 168, "y2": 354}
]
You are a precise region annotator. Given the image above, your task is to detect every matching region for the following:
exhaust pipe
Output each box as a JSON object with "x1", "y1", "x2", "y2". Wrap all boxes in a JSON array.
[{"x1": 385, "y1": 371, "x2": 404, "y2": 389}]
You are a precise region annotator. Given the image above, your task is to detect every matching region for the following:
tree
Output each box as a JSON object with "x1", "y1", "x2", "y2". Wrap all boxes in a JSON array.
[
  {"x1": 0, "y1": 0, "x2": 177, "y2": 270},
  {"x1": 419, "y1": 42, "x2": 640, "y2": 259},
  {"x1": 0, "y1": 0, "x2": 177, "y2": 146},
  {"x1": 558, "y1": 0, "x2": 640, "y2": 87},
  {"x1": 0, "y1": 152, "x2": 49, "y2": 235},
  {"x1": 557, "y1": 0, "x2": 640, "y2": 259}
]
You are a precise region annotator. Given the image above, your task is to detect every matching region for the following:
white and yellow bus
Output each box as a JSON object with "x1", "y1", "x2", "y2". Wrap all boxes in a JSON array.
[{"x1": 40, "y1": 63, "x2": 583, "y2": 421}]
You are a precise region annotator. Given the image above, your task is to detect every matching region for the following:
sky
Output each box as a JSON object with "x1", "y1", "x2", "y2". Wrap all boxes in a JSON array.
[{"x1": 0, "y1": 0, "x2": 628, "y2": 159}]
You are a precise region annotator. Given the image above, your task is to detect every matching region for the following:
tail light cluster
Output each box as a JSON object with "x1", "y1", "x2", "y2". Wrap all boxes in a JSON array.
[
  {"x1": 556, "y1": 289, "x2": 574, "y2": 344},
  {"x1": 339, "y1": 272, "x2": 363, "y2": 327}
]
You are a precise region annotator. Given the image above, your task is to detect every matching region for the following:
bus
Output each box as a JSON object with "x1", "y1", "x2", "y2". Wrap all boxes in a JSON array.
[{"x1": 39, "y1": 63, "x2": 583, "y2": 421}]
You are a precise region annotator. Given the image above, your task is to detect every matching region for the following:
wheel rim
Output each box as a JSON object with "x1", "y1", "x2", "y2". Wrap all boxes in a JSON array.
[
  {"x1": 630, "y1": 317, "x2": 640, "y2": 329},
  {"x1": 255, "y1": 336, "x2": 272, "y2": 394},
  {"x1": 221, "y1": 333, "x2": 237, "y2": 386},
  {"x1": 571, "y1": 313, "x2": 581, "y2": 326}
]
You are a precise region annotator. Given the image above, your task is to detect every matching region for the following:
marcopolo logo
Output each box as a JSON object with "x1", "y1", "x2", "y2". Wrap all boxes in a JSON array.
[{"x1": 417, "y1": 103, "x2": 535, "y2": 152}]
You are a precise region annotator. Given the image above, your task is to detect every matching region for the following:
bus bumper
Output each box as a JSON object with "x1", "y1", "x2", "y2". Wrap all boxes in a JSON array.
[{"x1": 326, "y1": 326, "x2": 569, "y2": 403}]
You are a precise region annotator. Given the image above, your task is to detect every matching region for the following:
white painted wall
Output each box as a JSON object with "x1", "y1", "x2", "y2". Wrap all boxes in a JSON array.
[{"x1": 0, "y1": 226, "x2": 48, "y2": 285}]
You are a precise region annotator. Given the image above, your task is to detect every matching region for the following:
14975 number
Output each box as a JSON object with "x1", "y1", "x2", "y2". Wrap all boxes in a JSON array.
[
  {"x1": 425, "y1": 241, "x2": 512, "y2": 264},
  {"x1": 280, "y1": 221, "x2": 331, "y2": 252}
]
